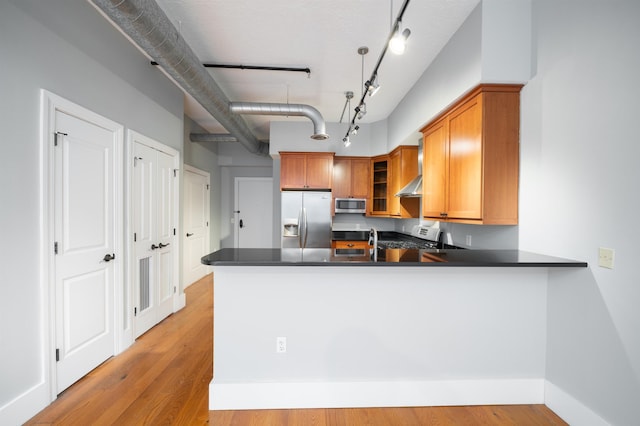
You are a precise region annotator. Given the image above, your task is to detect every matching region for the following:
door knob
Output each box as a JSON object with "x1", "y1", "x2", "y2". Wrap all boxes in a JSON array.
[
  {"x1": 239, "y1": 219, "x2": 244, "y2": 228},
  {"x1": 186, "y1": 233, "x2": 194, "y2": 237},
  {"x1": 159, "y1": 242, "x2": 170, "y2": 248},
  {"x1": 103, "y1": 253, "x2": 115, "y2": 262},
  {"x1": 151, "y1": 244, "x2": 159, "y2": 250}
]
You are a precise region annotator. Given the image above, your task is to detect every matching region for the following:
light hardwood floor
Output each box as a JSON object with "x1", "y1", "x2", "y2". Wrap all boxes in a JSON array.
[{"x1": 26, "y1": 274, "x2": 567, "y2": 425}]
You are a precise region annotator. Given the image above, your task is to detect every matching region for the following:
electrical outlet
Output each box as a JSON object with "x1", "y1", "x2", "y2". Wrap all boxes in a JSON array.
[
  {"x1": 466, "y1": 235, "x2": 472, "y2": 246},
  {"x1": 598, "y1": 247, "x2": 615, "y2": 269},
  {"x1": 276, "y1": 337, "x2": 287, "y2": 353}
]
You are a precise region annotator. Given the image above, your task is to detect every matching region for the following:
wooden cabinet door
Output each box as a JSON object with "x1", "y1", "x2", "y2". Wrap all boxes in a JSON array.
[
  {"x1": 332, "y1": 157, "x2": 351, "y2": 198},
  {"x1": 350, "y1": 158, "x2": 370, "y2": 199},
  {"x1": 305, "y1": 154, "x2": 333, "y2": 189},
  {"x1": 388, "y1": 149, "x2": 401, "y2": 216},
  {"x1": 447, "y1": 95, "x2": 482, "y2": 220},
  {"x1": 280, "y1": 153, "x2": 307, "y2": 189},
  {"x1": 370, "y1": 156, "x2": 389, "y2": 215},
  {"x1": 422, "y1": 120, "x2": 448, "y2": 219}
]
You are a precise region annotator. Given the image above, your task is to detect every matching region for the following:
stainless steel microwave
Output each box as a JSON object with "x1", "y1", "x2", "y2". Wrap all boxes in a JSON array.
[{"x1": 335, "y1": 198, "x2": 366, "y2": 214}]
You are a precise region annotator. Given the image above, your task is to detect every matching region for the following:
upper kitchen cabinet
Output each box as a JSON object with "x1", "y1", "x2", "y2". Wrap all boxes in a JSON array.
[
  {"x1": 388, "y1": 146, "x2": 420, "y2": 218},
  {"x1": 280, "y1": 152, "x2": 334, "y2": 190},
  {"x1": 369, "y1": 155, "x2": 389, "y2": 216},
  {"x1": 333, "y1": 157, "x2": 370, "y2": 199},
  {"x1": 421, "y1": 84, "x2": 522, "y2": 225}
]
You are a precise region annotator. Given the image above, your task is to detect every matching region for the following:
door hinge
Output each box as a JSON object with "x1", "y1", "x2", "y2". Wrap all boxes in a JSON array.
[
  {"x1": 134, "y1": 232, "x2": 137, "y2": 242},
  {"x1": 134, "y1": 307, "x2": 137, "y2": 316},
  {"x1": 54, "y1": 132, "x2": 67, "y2": 147},
  {"x1": 173, "y1": 169, "x2": 178, "y2": 177},
  {"x1": 54, "y1": 242, "x2": 58, "y2": 255},
  {"x1": 206, "y1": 221, "x2": 209, "y2": 227},
  {"x1": 173, "y1": 228, "x2": 176, "y2": 236},
  {"x1": 206, "y1": 184, "x2": 210, "y2": 190},
  {"x1": 174, "y1": 286, "x2": 177, "y2": 294},
  {"x1": 55, "y1": 348, "x2": 60, "y2": 362}
]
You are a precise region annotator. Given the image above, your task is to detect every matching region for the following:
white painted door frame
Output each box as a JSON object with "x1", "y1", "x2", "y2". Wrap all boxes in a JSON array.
[{"x1": 40, "y1": 90, "x2": 124, "y2": 400}]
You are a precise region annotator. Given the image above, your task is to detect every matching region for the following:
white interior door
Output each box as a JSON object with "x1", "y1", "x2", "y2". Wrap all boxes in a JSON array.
[
  {"x1": 235, "y1": 177, "x2": 273, "y2": 248},
  {"x1": 183, "y1": 166, "x2": 210, "y2": 287},
  {"x1": 131, "y1": 135, "x2": 177, "y2": 338},
  {"x1": 132, "y1": 142, "x2": 157, "y2": 337},
  {"x1": 155, "y1": 150, "x2": 175, "y2": 320},
  {"x1": 54, "y1": 110, "x2": 117, "y2": 393}
]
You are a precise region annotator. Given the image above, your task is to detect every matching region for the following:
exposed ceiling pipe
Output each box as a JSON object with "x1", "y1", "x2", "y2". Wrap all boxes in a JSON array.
[
  {"x1": 90, "y1": 0, "x2": 269, "y2": 156},
  {"x1": 230, "y1": 102, "x2": 329, "y2": 141},
  {"x1": 190, "y1": 133, "x2": 238, "y2": 143}
]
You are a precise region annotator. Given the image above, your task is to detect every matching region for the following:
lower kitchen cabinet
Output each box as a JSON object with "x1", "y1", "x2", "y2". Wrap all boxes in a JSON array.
[
  {"x1": 421, "y1": 84, "x2": 521, "y2": 225},
  {"x1": 332, "y1": 240, "x2": 371, "y2": 249}
]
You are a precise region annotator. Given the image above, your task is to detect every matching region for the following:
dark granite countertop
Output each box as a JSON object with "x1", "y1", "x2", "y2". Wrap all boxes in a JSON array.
[{"x1": 202, "y1": 248, "x2": 587, "y2": 267}]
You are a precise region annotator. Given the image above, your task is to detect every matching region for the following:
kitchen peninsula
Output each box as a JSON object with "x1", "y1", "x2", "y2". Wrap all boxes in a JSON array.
[{"x1": 203, "y1": 248, "x2": 586, "y2": 410}]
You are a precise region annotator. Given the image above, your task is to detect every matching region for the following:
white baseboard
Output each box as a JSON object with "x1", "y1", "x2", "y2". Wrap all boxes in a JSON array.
[
  {"x1": 210, "y1": 378, "x2": 545, "y2": 410},
  {"x1": 544, "y1": 381, "x2": 609, "y2": 426},
  {"x1": 0, "y1": 381, "x2": 50, "y2": 426}
]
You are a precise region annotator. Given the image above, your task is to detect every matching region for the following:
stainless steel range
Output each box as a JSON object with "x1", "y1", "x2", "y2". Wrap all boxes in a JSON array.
[{"x1": 376, "y1": 225, "x2": 442, "y2": 249}]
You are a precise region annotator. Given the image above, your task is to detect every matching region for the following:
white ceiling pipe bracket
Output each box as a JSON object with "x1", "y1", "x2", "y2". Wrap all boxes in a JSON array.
[
  {"x1": 90, "y1": 0, "x2": 269, "y2": 156},
  {"x1": 229, "y1": 102, "x2": 329, "y2": 141}
]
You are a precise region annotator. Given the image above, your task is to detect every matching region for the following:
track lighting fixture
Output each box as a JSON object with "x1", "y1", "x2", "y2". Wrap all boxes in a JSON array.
[
  {"x1": 357, "y1": 102, "x2": 367, "y2": 119},
  {"x1": 366, "y1": 75, "x2": 381, "y2": 96},
  {"x1": 340, "y1": 0, "x2": 411, "y2": 147},
  {"x1": 389, "y1": 26, "x2": 411, "y2": 54}
]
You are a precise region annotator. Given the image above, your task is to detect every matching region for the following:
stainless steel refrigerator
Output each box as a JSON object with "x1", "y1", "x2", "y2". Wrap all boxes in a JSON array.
[{"x1": 281, "y1": 191, "x2": 332, "y2": 248}]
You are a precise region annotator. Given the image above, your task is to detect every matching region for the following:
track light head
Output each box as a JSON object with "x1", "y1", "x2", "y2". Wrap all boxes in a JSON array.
[
  {"x1": 389, "y1": 27, "x2": 411, "y2": 54},
  {"x1": 367, "y1": 76, "x2": 381, "y2": 97},
  {"x1": 343, "y1": 136, "x2": 351, "y2": 147}
]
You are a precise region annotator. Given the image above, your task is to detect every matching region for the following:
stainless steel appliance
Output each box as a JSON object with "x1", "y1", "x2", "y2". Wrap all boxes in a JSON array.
[
  {"x1": 281, "y1": 191, "x2": 332, "y2": 248},
  {"x1": 376, "y1": 225, "x2": 442, "y2": 249},
  {"x1": 334, "y1": 197, "x2": 366, "y2": 214}
]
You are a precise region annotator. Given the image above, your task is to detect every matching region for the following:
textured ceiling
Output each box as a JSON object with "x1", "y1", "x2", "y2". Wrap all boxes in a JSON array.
[{"x1": 154, "y1": 0, "x2": 480, "y2": 141}]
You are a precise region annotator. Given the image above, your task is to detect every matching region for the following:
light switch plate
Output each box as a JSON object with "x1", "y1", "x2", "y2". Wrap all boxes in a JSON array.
[{"x1": 598, "y1": 247, "x2": 615, "y2": 269}]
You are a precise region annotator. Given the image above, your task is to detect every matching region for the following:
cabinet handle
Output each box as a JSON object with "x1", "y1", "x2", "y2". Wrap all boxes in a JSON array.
[
  {"x1": 102, "y1": 253, "x2": 115, "y2": 262},
  {"x1": 151, "y1": 244, "x2": 159, "y2": 250},
  {"x1": 186, "y1": 233, "x2": 194, "y2": 237},
  {"x1": 347, "y1": 243, "x2": 354, "y2": 248},
  {"x1": 159, "y1": 242, "x2": 170, "y2": 248},
  {"x1": 440, "y1": 212, "x2": 448, "y2": 217}
]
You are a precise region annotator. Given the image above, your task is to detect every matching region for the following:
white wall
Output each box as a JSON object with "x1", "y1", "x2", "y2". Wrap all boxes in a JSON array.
[
  {"x1": 519, "y1": 1, "x2": 640, "y2": 424},
  {"x1": 0, "y1": 0, "x2": 183, "y2": 423}
]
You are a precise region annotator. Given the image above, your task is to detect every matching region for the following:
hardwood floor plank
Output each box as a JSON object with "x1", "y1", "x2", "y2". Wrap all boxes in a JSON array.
[{"x1": 26, "y1": 273, "x2": 567, "y2": 426}]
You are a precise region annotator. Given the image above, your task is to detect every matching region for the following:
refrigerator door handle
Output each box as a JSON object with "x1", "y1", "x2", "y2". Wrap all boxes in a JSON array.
[
  {"x1": 297, "y1": 208, "x2": 304, "y2": 248},
  {"x1": 302, "y1": 207, "x2": 308, "y2": 248}
]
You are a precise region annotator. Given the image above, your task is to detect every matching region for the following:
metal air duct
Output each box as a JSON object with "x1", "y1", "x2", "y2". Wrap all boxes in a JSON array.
[
  {"x1": 230, "y1": 102, "x2": 329, "y2": 141},
  {"x1": 90, "y1": 0, "x2": 269, "y2": 156},
  {"x1": 190, "y1": 133, "x2": 238, "y2": 143}
]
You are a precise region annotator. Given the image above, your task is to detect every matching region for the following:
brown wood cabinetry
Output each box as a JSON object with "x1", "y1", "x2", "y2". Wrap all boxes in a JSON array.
[
  {"x1": 388, "y1": 146, "x2": 420, "y2": 218},
  {"x1": 421, "y1": 84, "x2": 521, "y2": 225},
  {"x1": 332, "y1": 240, "x2": 371, "y2": 249},
  {"x1": 280, "y1": 152, "x2": 334, "y2": 190},
  {"x1": 369, "y1": 155, "x2": 389, "y2": 215},
  {"x1": 332, "y1": 157, "x2": 370, "y2": 199}
]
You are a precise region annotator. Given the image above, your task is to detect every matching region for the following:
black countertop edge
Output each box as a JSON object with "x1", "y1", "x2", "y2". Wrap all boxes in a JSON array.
[{"x1": 201, "y1": 248, "x2": 588, "y2": 268}]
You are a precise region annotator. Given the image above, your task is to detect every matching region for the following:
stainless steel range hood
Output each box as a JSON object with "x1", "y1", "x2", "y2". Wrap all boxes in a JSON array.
[{"x1": 395, "y1": 139, "x2": 423, "y2": 197}]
